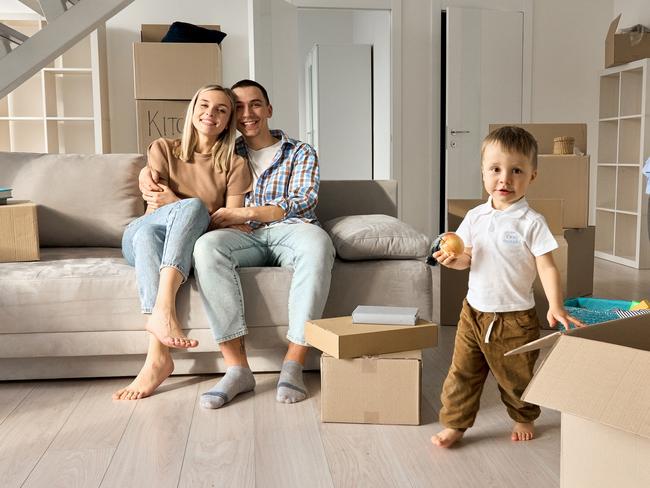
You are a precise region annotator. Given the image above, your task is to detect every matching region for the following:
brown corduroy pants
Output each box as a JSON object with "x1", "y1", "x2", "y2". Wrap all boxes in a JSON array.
[{"x1": 439, "y1": 299, "x2": 541, "y2": 430}]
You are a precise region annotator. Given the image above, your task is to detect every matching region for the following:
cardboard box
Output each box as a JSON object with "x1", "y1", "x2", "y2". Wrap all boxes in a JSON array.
[
  {"x1": 489, "y1": 123, "x2": 587, "y2": 155},
  {"x1": 133, "y1": 25, "x2": 222, "y2": 100},
  {"x1": 321, "y1": 350, "x2": 421, "y2": 425},
  {"x1": 507, "y1": 313, "x2": 650, "y2": 488},
  {"x1": 606, "y1": 14, "x2": 650, "y2": 68},
  {"x1": 481, "y1": 155, "x2": 590, "y2": 228},
  {"x1": 564, "y1": 226, "x2": 595, "y2": 297},
  {"x1": 0, "y1": 200, "x2": 40, "y2": 262},
  {"x1": 305, "y1": 316, "x2": 437, "y2": 359},
  {"x1": 136, "y1": 99, "x2": 188, "y2": 152}
]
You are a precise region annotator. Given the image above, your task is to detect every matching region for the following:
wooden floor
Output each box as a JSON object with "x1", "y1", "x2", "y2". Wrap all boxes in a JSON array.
[{"x1": 1, "y1": 258, "x2": 648, "y2": 488}]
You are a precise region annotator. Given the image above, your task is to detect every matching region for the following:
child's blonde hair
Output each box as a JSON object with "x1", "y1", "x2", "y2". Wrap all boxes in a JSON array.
[
  {"x1": 175, "y1": 84, "x2": 237, "y2": 173},
  {"x1": 481, "y1": 126, "x2": 538, "y2": 169}
]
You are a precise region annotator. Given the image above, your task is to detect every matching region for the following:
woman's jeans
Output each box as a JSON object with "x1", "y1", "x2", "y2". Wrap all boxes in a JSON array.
[
  {"x1": 193, "y1": 223, "x2": 335, "y2": 346},
  {"x1": 122, "y1": 198, "x2": 210, "y2": 313}
]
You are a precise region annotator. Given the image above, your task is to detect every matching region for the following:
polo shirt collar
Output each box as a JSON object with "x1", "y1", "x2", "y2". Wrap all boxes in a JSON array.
[{"x1": 478, "y1": 196, "x2": 529, "y2": 218}]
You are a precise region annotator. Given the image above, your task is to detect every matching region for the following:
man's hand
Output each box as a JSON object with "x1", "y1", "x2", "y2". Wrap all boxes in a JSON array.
[
  {"x1": 143, "y1": 184, "x2": 179, "y2": 210},
  {"x1": 139, "y1": 166, "x2": 162, "y2": 194},
  {"x1": 547, "y1": 307, "x2": 585, "y2": 331},
  {"x1": 210, "y1": 207, "x2": 251, "y2": 228}
]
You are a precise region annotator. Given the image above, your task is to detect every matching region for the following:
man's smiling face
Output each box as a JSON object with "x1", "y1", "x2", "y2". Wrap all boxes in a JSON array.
[{"x1": 233, "y1": 85, "x2": 273, "y2": 139}]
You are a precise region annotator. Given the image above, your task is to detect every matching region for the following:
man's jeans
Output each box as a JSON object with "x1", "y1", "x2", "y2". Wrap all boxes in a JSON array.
[
  {"x1": 122, "y1": 198, "x2": 210, "y2": 313},
  {"x1": 193, "y1": 223, "x2": 335, "y2": 346}
]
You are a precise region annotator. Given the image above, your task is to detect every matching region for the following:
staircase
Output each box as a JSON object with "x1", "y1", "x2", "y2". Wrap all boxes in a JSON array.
[{"x1": 0, "y1": 0, "x2": 135, "y2": 99}]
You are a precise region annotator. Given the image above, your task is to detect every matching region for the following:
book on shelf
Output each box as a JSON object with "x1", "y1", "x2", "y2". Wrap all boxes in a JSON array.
[{"x1": 352, "y1": 305, "x2": 419, "y2": 326}]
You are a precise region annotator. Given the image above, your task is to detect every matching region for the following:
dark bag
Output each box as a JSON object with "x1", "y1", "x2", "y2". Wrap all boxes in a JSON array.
[{"x1": 161, "y1": 22, "x2": 227, "y2": 44}]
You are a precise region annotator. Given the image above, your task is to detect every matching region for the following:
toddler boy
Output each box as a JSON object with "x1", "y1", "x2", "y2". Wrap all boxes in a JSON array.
[{"x1": 431, "y1": 126, "x2": 583, "y2": 448}]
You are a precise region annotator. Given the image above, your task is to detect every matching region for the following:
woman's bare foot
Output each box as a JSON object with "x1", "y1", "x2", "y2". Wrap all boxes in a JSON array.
[
  {"x1": 511, "y1": 422, "x2": 535, "y2": 441},
  {"x1": 112, "y1": 353, "x2": 175, "y2": 400},
  {"x1": 431, "y1": 428, "x2": 464, "y2": 448},
  {"x1": 145, "y1": 307, "x2": 198, "y2": 349}
]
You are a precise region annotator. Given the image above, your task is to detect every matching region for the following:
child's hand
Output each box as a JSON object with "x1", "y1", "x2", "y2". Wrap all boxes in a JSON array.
[
  {"x1": 432, "y1": 249, "x2": 458, "y2": 267},
  {"x1": 547, "y1": 307, "x2": 585, "y2": 331}
]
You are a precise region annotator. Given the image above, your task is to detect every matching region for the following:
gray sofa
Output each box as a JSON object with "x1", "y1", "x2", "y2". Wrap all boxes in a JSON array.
[{"x1": 0, "y1": 152, "x2": 434, "y2": 380}]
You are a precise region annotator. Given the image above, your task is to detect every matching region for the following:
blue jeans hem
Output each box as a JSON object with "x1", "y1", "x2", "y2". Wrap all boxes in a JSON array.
[
  {"x1": 287, "y1": 334, "x2": 308, "y2": 347},
  {"x1": 215, "y1": 328, "x2": 248, "y2": 344}
]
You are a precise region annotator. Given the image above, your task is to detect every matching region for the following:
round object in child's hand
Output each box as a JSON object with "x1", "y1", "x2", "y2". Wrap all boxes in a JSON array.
[{"x1": 434, "y1": 232, "x2": 465, "y2": 255}]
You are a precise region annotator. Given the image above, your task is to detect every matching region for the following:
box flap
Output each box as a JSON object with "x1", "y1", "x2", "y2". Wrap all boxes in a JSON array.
[
  {"x1": 523, "y1": 334, "x2": 650, "y2": 439},
  {"x1": 505, "y1": 332, "x2": 561, "y2": 356},
  {"x1": 607, "y1": 14, "x2": 622, "y2": 43}
]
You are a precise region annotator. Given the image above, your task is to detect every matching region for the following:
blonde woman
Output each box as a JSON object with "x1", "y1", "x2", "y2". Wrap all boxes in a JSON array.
[{"x1": 114, "y1": 84, "x2": 252, "y2": 400}]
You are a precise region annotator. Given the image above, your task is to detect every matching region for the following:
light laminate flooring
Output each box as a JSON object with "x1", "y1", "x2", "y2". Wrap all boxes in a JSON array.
[{"x1": 1, "y1": 258, "x2": 648, "y2": 488}]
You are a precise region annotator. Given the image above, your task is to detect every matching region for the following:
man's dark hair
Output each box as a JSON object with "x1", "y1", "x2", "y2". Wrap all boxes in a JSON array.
[{"x1": 231, "y1": 79, "x2": 270, "y2": 105}]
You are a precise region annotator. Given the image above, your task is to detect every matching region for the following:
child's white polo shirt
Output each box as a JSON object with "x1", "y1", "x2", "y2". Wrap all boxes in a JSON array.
[{"x1": 455, "y1": 196, "x2": 558, "y2": 313}]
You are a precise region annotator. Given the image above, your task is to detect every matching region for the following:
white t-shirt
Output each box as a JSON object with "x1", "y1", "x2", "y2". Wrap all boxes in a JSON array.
[
  {"x1": 455, "y1": 196, "x2": 558, "y2": 313},
  {"x1": 248, "y1": 139, "x2": 283, "y2": 191}
]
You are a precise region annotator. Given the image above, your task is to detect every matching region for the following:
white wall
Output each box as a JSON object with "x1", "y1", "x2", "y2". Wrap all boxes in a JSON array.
[
  {"x1": 105, "y1": 0, "x2": 250, "y2": 152},
  {"x1": 0, "y1": 0, "x2": 31, "y2": 14},
  {"x1": 530, "y1": 0, "x2": 614, "y2": 225},
  {"x1": 614, "y1": 0, "x2": 650, "y2": 26}
]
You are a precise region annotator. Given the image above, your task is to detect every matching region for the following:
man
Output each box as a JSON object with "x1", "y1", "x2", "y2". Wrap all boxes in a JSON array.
[{"x1": 140, "y1": 79, "x2": 335, "y2": 407}]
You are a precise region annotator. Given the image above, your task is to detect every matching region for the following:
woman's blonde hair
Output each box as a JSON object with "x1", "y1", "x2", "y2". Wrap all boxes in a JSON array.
[{"x1": 176, "y1": 84, "x2": 237, "y2": 173}]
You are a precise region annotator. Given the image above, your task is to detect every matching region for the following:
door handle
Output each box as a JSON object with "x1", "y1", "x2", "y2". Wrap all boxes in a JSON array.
[{"x1": 450, "y1": 129, "x2": 470, "y2": 135}]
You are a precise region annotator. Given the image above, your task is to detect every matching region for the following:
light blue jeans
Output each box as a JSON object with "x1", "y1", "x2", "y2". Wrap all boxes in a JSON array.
[
  {"x1": 193, "y1": 223, "x2": 336, "y2": 346},
  {"x1": 122, "y1": 198, "x2": 210, "y2": 313}
]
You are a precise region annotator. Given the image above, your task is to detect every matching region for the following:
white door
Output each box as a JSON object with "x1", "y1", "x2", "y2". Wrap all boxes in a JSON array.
[
  {"x1": 307, "y1": 43, "x2": 373, "y2": 180},
  {"x1": 445, "y1": 7, "x2": 524, "y2": 210}
]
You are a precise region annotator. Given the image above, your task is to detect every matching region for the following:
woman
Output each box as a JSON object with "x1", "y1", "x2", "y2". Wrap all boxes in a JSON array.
[{"x1": 114, "y1": 84, "x2": 252, "y2": 400}]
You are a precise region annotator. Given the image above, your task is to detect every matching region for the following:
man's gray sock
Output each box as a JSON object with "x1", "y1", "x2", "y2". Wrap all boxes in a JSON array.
[
  {"x1": 276, "y1": 360, "x2": 307, "y2": 404},
  {"x1": 200, "y1": 365, "x2": 256, "y2": 409}
]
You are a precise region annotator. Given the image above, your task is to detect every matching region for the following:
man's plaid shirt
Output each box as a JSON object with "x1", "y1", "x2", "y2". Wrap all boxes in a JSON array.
[{"x1": 235, "y1": 130, "x2": 320, "y2": 228}]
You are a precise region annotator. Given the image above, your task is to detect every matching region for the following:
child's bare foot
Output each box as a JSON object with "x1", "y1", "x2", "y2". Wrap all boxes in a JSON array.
[
  {"x1": 431, "y1": 428, "x2": 464, "y2": 448},
  {"x1": 511, "y1": 422, "x2": 535, "y2": 441},
  {"x1": 145, "y1": 308, "x2": 198, "y2": 349},
  {"x1": 112, "y1": 353, "x2": 174, "y2": 400}
]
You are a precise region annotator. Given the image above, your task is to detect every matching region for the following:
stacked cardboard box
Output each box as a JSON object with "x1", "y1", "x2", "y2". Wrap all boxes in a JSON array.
[
  {"x1": 305, "y1": 316, "x2": 438, "y2": 425},
  {"x1": 434, "y1": 123, "x2": 595, "y2": 327},
  {"x1": 133, "y1": 24, "x2": 223, "y2": 152},
  {"x1": 507, "y1": 313, "x2": 650, "y2": 488},
  {"x1": 0, "y1": 201, "x2": 40, "y2": 262}
]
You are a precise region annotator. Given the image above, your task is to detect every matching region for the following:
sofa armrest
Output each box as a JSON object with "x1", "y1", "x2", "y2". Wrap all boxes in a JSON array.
[{"x1": 323, "y1": 214, "x2": 430, "y2": 260}]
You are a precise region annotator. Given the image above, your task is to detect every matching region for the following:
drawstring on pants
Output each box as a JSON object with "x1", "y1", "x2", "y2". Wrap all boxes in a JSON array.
[{"x1": 484, "y1": 312, "x2": 498, "y2": 343}]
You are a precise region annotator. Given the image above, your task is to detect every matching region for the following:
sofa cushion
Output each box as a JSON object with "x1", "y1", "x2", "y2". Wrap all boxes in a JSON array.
[
  {"x1": 323, "y1": 214, "x2": 430, "y2": 260},
  {"x1": 0, "y1": 152, "x2": 146, "y2": 247}
]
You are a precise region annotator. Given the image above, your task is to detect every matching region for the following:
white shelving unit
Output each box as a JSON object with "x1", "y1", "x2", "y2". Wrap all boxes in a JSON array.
[
  {"x1": 595, "y1": 58, "x2": 650, "y2": 269},
  {"x1": 0, "y1": 13, "x2": 110, "y2": 154}
]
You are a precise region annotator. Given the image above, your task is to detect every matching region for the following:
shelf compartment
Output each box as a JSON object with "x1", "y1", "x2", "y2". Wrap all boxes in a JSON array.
[
  {"x1": 56, "y1": 36, "x2": 92, "y2": 69},
  {"x1": 43, "y1": 71, "x2": 94, "y2": 118},
  {"x1": 8, "y1": 120, "x2": 46, "y2": 152},
  {"x1": 620, "y1": 68, "x2": 643, "y2": 117},
  {"x1": 7, "y1": 73, "x2": 43, "y2": 117},
  {"x1": 595, "y1": 210, "x2": 615, "y2": 254},
  {"x1": 618, "y1": 118, "x2": 641, "y2": 164},
  {"x1": 614, "y1": 212, "x2": 638, "y2": 260},
  {"x1": 46, "y1": 120, "x2": 95, "y2": 154},
  {"x1": 598, "y1": 120, "x2": 618, "y2": 163},
  {"x1": 616, "y1": 166, "x2": 640, "y2": 212},
  {"x1": 0, "y1": 120, "x2": 9, "y2": 151},
  {"x1": 596, "y1": 166, "x2": 617, "y2": 209},
  {"x1": 599, "y1": 73, "x2": 619, "y2": 119}
]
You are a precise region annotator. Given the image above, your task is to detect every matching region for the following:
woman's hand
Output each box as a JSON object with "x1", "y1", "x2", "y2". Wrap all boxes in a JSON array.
[{"x1": 143, "y1": 184, "x2": 179, "y2": 210}]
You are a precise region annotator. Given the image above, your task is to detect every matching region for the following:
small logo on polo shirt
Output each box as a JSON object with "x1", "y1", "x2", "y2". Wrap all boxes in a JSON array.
[{"x1": 502, "y1": 231, "x2": 521, "y2": 245}]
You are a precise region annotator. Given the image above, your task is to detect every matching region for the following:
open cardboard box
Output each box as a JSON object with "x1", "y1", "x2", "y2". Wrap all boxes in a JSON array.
[
  {"x1": 133, "y1": 24, "x2": 223, "y2": 100},
  {"x1": 606, "y1": 14, "x2": 650, "y2": 68},
  {"x1": 321, "y1": 350, "x2": 421, "y2": 425},
  {"x1": 506, "y1": 313, "x2": 650, "y2": 488}
]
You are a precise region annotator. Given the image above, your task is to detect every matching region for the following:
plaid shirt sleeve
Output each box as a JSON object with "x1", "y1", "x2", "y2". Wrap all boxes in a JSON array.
[{"x1": 266, "y1": 142, "x2": 319, "y2": 220}]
